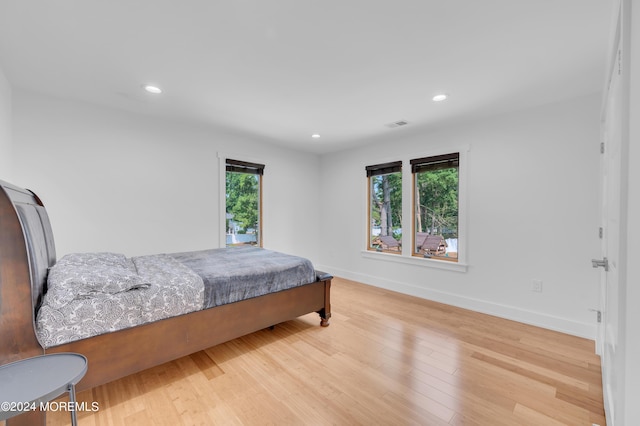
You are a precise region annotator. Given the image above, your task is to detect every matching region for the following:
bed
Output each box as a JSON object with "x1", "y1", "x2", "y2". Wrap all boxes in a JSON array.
[{"x1": 0, "y1": 179, "x2": 331, "y2": 423}]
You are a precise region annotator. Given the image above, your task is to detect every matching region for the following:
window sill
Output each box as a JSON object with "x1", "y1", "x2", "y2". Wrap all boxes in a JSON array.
[{"x1": 361, "y1": 250, "x2": 468, "y2": 272}]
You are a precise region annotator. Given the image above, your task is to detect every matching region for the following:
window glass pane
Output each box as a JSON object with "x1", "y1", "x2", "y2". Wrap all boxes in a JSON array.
[
  {"x1": 369, "y1": 171, "x2": 402, "y2": 253},
  {"x1": 226, "y1": 171, "x2": 261, "y2": 247},
  {"x1": 414, "y1": 161, "x2": 458, "y2": 261}
]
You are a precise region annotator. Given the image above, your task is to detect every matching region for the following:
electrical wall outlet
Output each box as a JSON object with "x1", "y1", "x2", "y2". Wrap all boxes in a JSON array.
[{"x1": 531, "y1": 279, "x2": 543, "y2": 293}]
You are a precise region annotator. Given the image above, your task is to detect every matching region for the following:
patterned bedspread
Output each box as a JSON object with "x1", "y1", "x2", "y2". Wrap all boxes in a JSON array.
[
  {"x1": 35, "y1": 247, "x2": 316, "y2": 348},
  {"x1": 36, "y1": 253, "x2": 204, "y2": 348}
]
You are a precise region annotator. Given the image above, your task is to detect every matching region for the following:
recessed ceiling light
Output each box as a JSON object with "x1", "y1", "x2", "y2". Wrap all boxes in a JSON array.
[
  {"x1": 143, "y1": 84, "x2": 163, "y2": 94},
  {"x1": 432, "y1": 94, "x2": 448, "y2": 102},
  {"x1": 311, "y1": 134, "x2": 321, "y2": 138}
]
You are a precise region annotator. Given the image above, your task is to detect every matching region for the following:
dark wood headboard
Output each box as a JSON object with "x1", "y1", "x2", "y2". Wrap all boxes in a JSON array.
[{"x1": 0, "y1": 180, "x2": 56, "y2": 364}]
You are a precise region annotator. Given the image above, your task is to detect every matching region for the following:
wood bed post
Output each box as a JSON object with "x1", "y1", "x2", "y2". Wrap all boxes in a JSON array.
[
  {"x1": 0, "y1": 185, "x2": 44, "y2": 365},
  {"x1": 316, "y1": 272, "x2": 332, "y2": 327}
]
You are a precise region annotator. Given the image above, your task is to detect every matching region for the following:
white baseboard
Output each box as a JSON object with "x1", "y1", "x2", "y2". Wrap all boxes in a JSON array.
[{"x1": 317, "y1": 264, "x2": 596, "y2": 340}]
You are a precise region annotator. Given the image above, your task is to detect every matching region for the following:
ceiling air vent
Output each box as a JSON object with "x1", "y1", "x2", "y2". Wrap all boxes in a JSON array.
[{"x1": 386, "y1": 120, "x2": 409, "y2": 128}]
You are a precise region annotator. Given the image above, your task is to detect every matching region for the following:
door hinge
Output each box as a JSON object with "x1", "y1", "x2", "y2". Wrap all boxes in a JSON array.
[
  {"x1": 600, "y1": 142, "x2": 605, "y2": 154},
  {"x1": 589, "y1": 309, "x2": 602, "y2": 323},
  {"x1": 599, "y1": 227, "x2": 603, "y2": 239}
]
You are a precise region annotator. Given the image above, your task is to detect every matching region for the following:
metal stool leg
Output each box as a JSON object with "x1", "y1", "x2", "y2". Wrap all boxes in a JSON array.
[{"x1": 67, "y1": 383, "x2": 78, "y2": 426}]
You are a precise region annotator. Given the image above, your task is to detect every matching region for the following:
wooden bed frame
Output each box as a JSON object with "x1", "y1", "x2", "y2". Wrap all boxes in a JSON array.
[{"x1": 0, "y1": 180, "x2": 331, "y2": 425}]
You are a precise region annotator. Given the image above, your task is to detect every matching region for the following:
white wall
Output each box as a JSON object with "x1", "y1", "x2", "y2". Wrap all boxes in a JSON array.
[
  {"x1": 12, "y1": 90, "x2": 321, "y2": 263},
  {"x1": 0, "y1": 64, "x2": 11, "y2": 181},
  {"x1": 318, "y1": 94, "x2": 602, "y2": 338}
]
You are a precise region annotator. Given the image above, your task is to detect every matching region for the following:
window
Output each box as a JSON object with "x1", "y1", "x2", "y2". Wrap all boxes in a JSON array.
[
  {"x1": 411, "y1": 153, "x2": 459, "y2": 262},
  {"x1": 225, "y1": 159, "x2": 264, "y2": 247},
  {"x1": 366, "y1": 161, "x2": 402, "y2": 253},
  {"x1": 362, "y1": 149, "x2": 466, "y2": 271}
]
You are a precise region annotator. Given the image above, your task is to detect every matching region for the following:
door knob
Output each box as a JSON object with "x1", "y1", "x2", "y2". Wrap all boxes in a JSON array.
[{"x1": 591, "y1": 257, "x2": 609, "y2": 271}]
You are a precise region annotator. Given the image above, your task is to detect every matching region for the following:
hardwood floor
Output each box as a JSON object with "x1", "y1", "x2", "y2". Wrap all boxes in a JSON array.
[{"x1": 44, "y1": 277, "x2": 605, "y2": 425}]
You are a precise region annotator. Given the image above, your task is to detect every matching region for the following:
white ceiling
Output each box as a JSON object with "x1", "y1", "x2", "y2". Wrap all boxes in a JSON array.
[{"x1": 0, "y1": 1, "x2": 614, "y2": 154}]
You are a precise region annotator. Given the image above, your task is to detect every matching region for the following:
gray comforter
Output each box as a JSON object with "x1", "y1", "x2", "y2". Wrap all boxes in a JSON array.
[{"x1": 171, "y1": 246, "x2": 316, "y2": 309}]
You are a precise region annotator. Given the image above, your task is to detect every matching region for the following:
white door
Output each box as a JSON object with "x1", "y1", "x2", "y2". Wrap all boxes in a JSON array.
[{"x1": 599, "y1": 29, "x2": 624, "y2": 426}]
